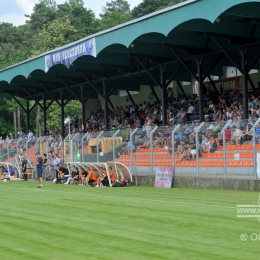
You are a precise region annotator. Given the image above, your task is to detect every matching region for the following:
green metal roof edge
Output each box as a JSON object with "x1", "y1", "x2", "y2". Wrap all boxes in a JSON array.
[
  {"x1": 0, "y1": 0, "x2": 199, "y2": 74},
  {"x1": 1, "y1": 0, "x2": 259, "y2": 83}
]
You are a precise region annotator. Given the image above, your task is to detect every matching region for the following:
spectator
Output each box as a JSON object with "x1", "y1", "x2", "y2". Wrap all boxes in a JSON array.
[
  {"x1": 65, "y1": 167, "x2": 80, "y2": 185},
  {"x1": 210, "y1": 137, "x2": 218, "y2": 153},
  {"x1": 123, "y1": 140, "x2": 136, "y2": 155},
  {"x1": 86, "y1": 167, "x2": 97, "y2": 186},
  {"x1": 21, "y1": 156, "x2": 28, "y2": 181},
  {"x1": 108, "y1": 166, "x2": 116, "y2": 185},
  {"x1": 187, "y1": 103, "x2": 195, "y2": 121},
  {"x1": 230, "y1": 126, "x2": 243, "y2": 145},
  {"x1": 255, "y1": 123, "x2": 260, "y2": 144},
  {"x1": 56, "y1": 165, "x2": 69, "y2": 184}
]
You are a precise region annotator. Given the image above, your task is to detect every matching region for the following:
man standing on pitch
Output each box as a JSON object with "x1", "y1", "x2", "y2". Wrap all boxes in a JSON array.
[{"x1": 36, "y1": 152, "x2": 43, "y2": 188}]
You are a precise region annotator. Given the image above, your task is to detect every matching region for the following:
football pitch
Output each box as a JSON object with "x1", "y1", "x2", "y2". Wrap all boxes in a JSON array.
[{"x1": 0, "y1": 181, "x2": 259, "y2": 260}]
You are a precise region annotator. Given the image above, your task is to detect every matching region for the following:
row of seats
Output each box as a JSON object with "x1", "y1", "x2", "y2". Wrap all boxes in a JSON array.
[
  {"x1": 118, "y1": 159, "x2": 255, "y2": 167},
  {"x1": 201, "y1": 152, "x2": 254, "y2": 158},
  {"x1": 225, "y1": 144, "x2": 260, "y2": 150},
  {"x1": 136, "y1": 148, "x2": 166, "y2": 152},
  {"x1": 120, "y1": 154, "x2": 179, "y2": 159},
  {"x1": 173, "y1": 160, "x2": 254, "y2": 167},
  {"x1": 120, "y1": 152, "x2": 256, "y2": 159}
]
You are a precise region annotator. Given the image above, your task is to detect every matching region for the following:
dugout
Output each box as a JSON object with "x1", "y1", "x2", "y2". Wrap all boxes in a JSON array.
[
  {"x1": 66, "y1": 162, "x2": 132, "y2": 187},
  {"x1": 0, "y1": 162, "x2": 21, "y2": 179}
]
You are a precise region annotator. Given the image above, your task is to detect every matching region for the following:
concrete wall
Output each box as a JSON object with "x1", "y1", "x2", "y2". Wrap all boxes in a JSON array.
[
  {"x1": 223, "y1": 66, "x2": 260, "y2": 89},
  {"x1": 132, "y1": 176, "x2": 260, "y2": 191},
  {"x1": 105, "y1": 85, "x2": 162, "y2": 108},
  {"x1": 85, "y1": 98, "x2": 98, "y2": 118}
]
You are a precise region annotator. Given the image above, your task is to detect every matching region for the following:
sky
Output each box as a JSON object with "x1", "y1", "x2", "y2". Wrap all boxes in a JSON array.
[{"x1": 0, "y1": 0, "x2": 143, "y2": 26}]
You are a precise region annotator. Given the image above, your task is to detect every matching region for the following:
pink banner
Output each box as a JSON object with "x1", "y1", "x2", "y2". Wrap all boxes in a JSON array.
[{"x1": 154, "y1": 167, "x2": 174, "y2": 188}]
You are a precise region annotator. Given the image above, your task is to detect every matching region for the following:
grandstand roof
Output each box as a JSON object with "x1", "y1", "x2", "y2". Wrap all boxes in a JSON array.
[{"x1": 1, "y1": 0, "x2": 260, "y2": 101}]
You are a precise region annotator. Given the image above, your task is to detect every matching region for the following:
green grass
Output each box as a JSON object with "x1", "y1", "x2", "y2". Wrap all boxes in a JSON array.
[{"x1": 0, "y1": 181, "x2": 259, "y2": 260}]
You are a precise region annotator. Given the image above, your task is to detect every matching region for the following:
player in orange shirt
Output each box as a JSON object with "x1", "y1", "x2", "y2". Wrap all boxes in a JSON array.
[
  {"x1": 108, "y1": 166, "x2": 116, "y2": 184},
  {"x1": 86, "y1": 167, "x2": 97, "y2": 185},
  {"x1": 97, "y1": 167, "x2": 106, "y2": 187}
]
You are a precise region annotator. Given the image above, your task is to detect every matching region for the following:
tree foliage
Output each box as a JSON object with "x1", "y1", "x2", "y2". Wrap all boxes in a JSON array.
[
  {"x1": 31, "y1": 16, "x2": 77, "y2": 56},
  {"x1": 0, "y1": 0, "x2": 187, "y2": 136},
  {"x1": 132, "y1": 0, "x2": 186, "y2": 18},
  {"x1": 100, "y1": 0, "x2": 131, "y2": 18}
]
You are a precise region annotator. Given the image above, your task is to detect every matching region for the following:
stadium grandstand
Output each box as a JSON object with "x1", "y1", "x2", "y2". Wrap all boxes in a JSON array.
[{"x1": 1, "y1": 0, "x2": 260, "y2": 187}]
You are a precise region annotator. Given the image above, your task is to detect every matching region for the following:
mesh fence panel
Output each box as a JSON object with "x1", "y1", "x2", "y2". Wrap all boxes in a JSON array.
[{"x1": 224, "y1": 119, "x2": 255, "y2": 177}]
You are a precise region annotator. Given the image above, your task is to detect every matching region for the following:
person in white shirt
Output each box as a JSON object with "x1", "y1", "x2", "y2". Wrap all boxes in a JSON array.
[
  {"x1": 248, "y1": 104, "x2": 255, "y2": 114},
  {"x1": 27, "y1": 130, "x2": 33, "y2": 139},
  {"x1": 208, "y1": 100, "x2": 215, "y2": 112},
  {"x1": 187, "y1": 103, "x2": 195, "y2": 121},
  {"x1": 224, "y1": 107, "x2": 232, "y2": 119},
  {"x1": 48, "y1": 154, "x2": 61, "y2": 178},
  {"x1": 230, "y1": 126, "x2": 243, "y2": 144}
]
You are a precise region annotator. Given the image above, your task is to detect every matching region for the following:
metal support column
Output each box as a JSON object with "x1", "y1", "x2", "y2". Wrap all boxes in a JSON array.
[
  {"x1": 196, "y1": 58, "x2": 204, "y2": 122},
  {"x1": 253, "y1": 118, "x2": 260, "y2": 179},
  {"x1": 13, "y1": 111, "x2": 17, "y2": 139},
  {"x1": 43, "y1": 95, "x2": 47, "y2": 135},
  {"x1": 150, "y1": 126, "x2": 158, "y2": 176},
  {"x1": 247, "y1": 74, "x2": 255, "y2": 90},
  {"x1": 171, "y1": 124, "x2": 180, "y2": 168},
  {"x1": 96, "y1": 131, "x2": 104, "y2": 163},
  {"x1": 126, "y1": 90, "x2": 136, "y2": 106},
  {"x1": 195, "y1": 122, "x2": 205, "y2": 177},
  {"x1": 81, "y1": 86, "x2": 86, "y2": 125},
  {"x1": 103, "y1": 80, "x2": 109, "y2": 130},
  {"x1": 60, "y1": 91, "x2": 65, "y2": 137},
  {"x1": 130, "y1": 128, "x2": 139, "y2": 185},
  {"x1": 26, "y1": 98, "x2": 30, "y2": 132},
  {"x1": 160, "y1": 66, "x2": 167, "y2": 126},
  {"x1": 108, "y1": 98, "x2": 115, "y2": 110},
  {"x1": 207, "y1": 75, "x2": 219, "y2": 95},
  {"x1": 112, "y1": 130, "x2": 121, "y2": 161},
  {"x1": 241, "y1": 47, "x2": 249, "y2": 119},
  {"x1": 81, "y1": 132, "x2": 89, "y2": 162},
  {"x1": 150, "y1": 85, "x2": 160, "y2": 103},
  {"x1": 176, "y1": 81, "x2": 187, "y2": 97},
  {"x1": 222, "y1": 119, "x2": 232, "y2": 178}
]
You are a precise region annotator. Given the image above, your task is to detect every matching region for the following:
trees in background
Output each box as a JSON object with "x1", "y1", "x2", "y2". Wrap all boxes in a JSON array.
[
  {"x1": 0, "y1": 0, "x2": 187, "y2": 136},
  {"x1": 132, "y1": 0, "x2": 186, "y2": 18}
]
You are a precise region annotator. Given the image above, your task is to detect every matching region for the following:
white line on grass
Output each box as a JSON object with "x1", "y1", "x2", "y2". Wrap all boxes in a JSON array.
[{"x1": 0, "y1": 185, "x2": 235, "y2": 210}]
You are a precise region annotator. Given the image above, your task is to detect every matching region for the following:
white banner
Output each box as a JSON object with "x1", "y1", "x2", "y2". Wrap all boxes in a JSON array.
[{"x1": 154, "y1": 167, "x2": 174, "y2": 188}]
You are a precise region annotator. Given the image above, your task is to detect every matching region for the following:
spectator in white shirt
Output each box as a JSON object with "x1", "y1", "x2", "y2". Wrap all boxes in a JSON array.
[
  {"x1": 225, "y1": 107, "x2": 232, "y2": 119},
  {"x1": 187, "y1": 103, "x2": 195, "y2": 121},
  {"x1": 49, "y1": 154, "x2": 61, "y2": 178},
  {"x1": 27, "y1": 130, "x2": 33, "y2": 139},
  {"x1": 208, "y1": 100, "x2": 215, "y2": 112},
  {"x1": 230, "y1": 126, "x2": 243, "y2": 144}
]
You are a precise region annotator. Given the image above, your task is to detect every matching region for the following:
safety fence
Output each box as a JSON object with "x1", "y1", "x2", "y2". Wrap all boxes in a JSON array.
[
  {"x1": 69, "y1": 119, "x2": 260, "y2": 181},
  {"x1": 0, "y1": 135, "x2": 64, "y2": 179},
  {"x1": 2, "y1": 119, "x2": 260, "y2": 181}
]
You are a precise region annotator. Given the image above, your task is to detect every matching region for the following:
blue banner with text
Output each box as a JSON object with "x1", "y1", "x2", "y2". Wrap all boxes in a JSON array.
[{"x1": 45, "y1": 38, "x2": 96, "y2": 72}]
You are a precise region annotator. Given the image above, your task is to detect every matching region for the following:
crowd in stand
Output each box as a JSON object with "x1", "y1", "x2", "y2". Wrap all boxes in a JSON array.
[
  {"x1": 117, "y1": 86, "x2": 260, "y2": 161},
  {"x1": 56, "y1": 85, "x2": 259, "y2": 162},
  {"x1": 2, "y1": 84, "x2": 260, "y2": 165},
  {"x1": 81, "y1": 87, "x2": 259, "y2": 131}
]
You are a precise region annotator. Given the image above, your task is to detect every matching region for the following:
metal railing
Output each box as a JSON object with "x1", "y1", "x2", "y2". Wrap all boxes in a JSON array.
[{"x1": 3, "y1": 120, "x2": 259, "y2": 181}]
